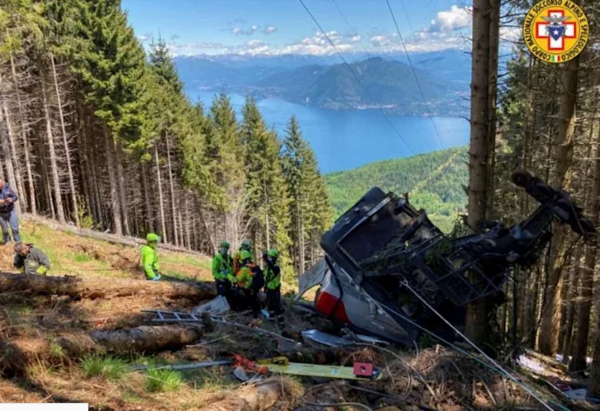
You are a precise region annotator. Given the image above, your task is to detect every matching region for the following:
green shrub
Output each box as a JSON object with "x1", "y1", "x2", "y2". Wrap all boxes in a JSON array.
[
  {"x1": 145, "y1": 368, "x2": 183, "y2": 393},
  {"x1": 81, "y1": 355, "x2": 128, "y2": 381}
]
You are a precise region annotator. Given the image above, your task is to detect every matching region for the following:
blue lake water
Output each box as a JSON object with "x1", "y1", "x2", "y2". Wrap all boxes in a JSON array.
[{"x1": 189, "y1": 89, "x2": 470, "y2": 174}]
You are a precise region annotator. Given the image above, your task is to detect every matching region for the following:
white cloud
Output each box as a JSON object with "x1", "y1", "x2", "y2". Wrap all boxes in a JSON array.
[
  {"x1": 427, "y1": 5, "x2": 472, "y2": 32},
  {"x1": 167, "y1": 42, "x2": 232, "y2": 56},
  {"x1": 271, "y1": 31, "x2": 360, "y2": 56},
  {"x1": 245, "y1": 39, "x2": 266, "y2": 49},
  {"x1": 366, "y1": 5, "x2": 472, "y2": 53},
  {"x1": 231, "y1": 25, "x2": 260, "y2": 36},
  {"x1": 137, "y1": 35, "x2": 149, "y2": 42},
  {"x1": 264, "y1": 25, "x2": 278, "y2": 34}
]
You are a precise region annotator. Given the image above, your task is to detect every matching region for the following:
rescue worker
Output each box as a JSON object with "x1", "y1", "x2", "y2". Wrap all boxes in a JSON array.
[
  {"x1": 263, "y1": 249, "x2": 284, "y2": 325},
  {"x1": 212, "y1": 241, "x2": 234, "y2": 299},
  {"x1": 233, "y1": 240, "x2": 253, "y2": 274},
  {"x1": 0, "y1": 178, "x2": 20, "y2": 244},
  {"x1": 233, "y1": 249, "x2": 262, "y2": 318},
  {"x1": 141, "y1": 233, "x2": 161, "y2": 281},
  {"x1": 13, "y1": 242, "x2": 51, "y2": 275}
]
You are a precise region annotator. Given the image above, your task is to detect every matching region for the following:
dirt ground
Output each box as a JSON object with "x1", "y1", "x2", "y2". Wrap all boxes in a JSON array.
[{"x1": 0, "y1": 219, "x2": 589, "y2": 411}]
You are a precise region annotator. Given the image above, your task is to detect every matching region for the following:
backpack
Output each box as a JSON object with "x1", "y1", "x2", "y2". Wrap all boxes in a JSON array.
[{"x1": 250, "y1": 265, "x2": 265, "y2": 292}]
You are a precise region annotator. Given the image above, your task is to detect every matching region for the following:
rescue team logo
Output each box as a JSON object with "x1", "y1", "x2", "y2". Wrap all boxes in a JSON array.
[{"x1": 523, "y1": 0, "x2": 589, "y2": 63}]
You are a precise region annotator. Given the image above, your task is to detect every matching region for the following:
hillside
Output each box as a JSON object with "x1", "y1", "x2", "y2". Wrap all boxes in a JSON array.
[
  {"x1": 325, "y1": 147, "x2": 468, "y2": 232},
  {"x1": 176, "y1": 55, "x2": 468, "y2": 116}
]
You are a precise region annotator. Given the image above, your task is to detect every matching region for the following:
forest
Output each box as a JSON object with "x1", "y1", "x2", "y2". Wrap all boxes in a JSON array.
[
  {"x1": 326, "y1": 146, "x2": 468, "y2": 232},
  {"x1": 464, "y1": 0, "x2": 600, "y2": 397},
  {"x1": 0, "y1": 0, "x2": 332, "y2": 278}
]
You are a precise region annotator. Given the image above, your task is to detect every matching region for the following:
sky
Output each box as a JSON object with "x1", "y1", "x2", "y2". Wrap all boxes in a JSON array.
[{"x1": 120, "y1": 0, "x2": 511, "y2": 57}]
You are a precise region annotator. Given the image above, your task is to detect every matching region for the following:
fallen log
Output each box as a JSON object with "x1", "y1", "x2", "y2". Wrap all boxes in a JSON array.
[
  {"x1": 0, "y1": 272, "x2": 215, "y2": 301},
  {"x1": 1, "y1": 324, "x2": 204, "y2": 372},
  {"x1": 195, "y1": 378, "x2": 294, "y2": 411},
  {"x1": 22, "y1": 213, "x2": 204, "y2": 255}
]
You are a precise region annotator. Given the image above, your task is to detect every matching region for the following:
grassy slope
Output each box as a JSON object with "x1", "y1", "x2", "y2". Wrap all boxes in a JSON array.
[
  {"x1": 0, "y1": 218, "x2": 212, "y2": 280},
  {"x1": 325, "y1": 147, "x2": 469, "y2": 232}
]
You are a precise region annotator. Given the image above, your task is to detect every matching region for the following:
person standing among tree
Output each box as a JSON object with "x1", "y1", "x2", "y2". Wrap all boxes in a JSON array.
[
  {"x1": 0, "y1": 178, "x2": 20, "y2": 244},
  {"x1": 14, "y1": 242, "x2": 51, "y2": 275},
  {"x1": 141, "y1": 233, "x2": 161, "y2": 281},
  {"x1": 212, "y1": 241, "x2": 234, "y2": 299},
  {"x1": 263, "y1": 249, "x2": 284, "y2": 325},
  {"x1": 233, "y1": 250, "x2": 263, "y2": 318},
  {"x1": 233, "y1": 240, "x2": 253, "y2": 273}
]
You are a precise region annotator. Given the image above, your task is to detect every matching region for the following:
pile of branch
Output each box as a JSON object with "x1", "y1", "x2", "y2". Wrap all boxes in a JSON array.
[
  {"x1": 1, "y1": 324, "x2": 204, "y2": 372},
  {"x1": 0, "y1": 272, "x2": 215, "y2": 301}
]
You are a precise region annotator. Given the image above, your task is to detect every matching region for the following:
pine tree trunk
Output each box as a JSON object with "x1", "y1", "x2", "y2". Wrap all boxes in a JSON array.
[
  {"x1": 141, "y1": 161, "x2": 153, "y2": 233},
  {"x1": 103, "y1": 126, "x2": 122, "y2": 235},
  {"x1": 8, "y1": 44, "x2": 33, "y2": 213},
  {"x1": 298, "y1": 200, "x2": 305, "y2": 273},
  {"x1": 115, "y1": 141, "x2": 130, "y2": 235},
  {"x1": 154, "y1": 143, "x2": 167, "y2": 241},
  {"x1": 570, "y1": 125, "x2": 600, "y2": 371},
  {"x1": 485, "y1": 0, "x2": 500, "y2": 218},
  {"x1": 185, "y1": 193, "x2": 191, "y2": 249},
  {"x1": 1, "y1": 101, "x2": 23, "y2": 216},
  {"x1": 165, "y1": 134, "x2": 179, "y2": 246},
  {"x1": 562, "y1": 255, "x2": 578, "y2": 364},
  {"x1": 465, "y1": 0, "x2": 492, "y2": 347},
  {"x1": 539, "y1": 56, "x2": 579, "y2": 355},
  {"x1": 40, "y1": 81, "x2": 65, "y2": 223},
  {"x1": 50, "y1": 53, "x2": 79, "y2": 226},
  {"x1": 87, "y1": 118, "x2": 104, "y2": 228}
]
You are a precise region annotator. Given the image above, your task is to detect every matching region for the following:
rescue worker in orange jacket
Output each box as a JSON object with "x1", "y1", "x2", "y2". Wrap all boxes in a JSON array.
[
  {"x1": 232, "y1": 249, "x2": 262, "y2": 318},
  {"x1": 233, "y1": 240, "x2": 253, "y2": 274}
]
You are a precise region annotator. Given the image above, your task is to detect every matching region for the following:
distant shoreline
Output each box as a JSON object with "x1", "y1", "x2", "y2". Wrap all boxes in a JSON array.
[{"x1": 188, "y1": 87, "x2": 469, "y2": 119}]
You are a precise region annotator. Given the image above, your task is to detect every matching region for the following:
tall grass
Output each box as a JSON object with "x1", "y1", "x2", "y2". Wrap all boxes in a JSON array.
[
  {"x1": 81, "y1": 355, "x2": 129, "y2": 381},
  {"x1": 145, "y1": 368, "x2": 183, "y2": 393}
]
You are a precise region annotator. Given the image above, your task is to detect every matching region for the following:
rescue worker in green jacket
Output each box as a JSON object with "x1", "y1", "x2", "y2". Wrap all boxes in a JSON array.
[
  {"x1": 233, "y1": 249, "x2": 262, "y2": 318},
  {"x1": 13, "y1": 242, "x2": 51, "y2": 275},
  {"x1": 141, "y1": 233, "x2": 161, "y2": 281},
  {"x1": 263, "y1": 249, "x2": 284, "y2": 324},
  {"x1": 233, "y1": 240, "x2": 253, "y2": 274},
  {"x1": 212, "y1": 241, "x2": 234, "y2": 299}
]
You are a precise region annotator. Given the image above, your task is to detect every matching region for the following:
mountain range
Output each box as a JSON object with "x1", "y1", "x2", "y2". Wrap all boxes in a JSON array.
[{"x1": 175, "y1": 51, "x2": 470, "y2": 116}]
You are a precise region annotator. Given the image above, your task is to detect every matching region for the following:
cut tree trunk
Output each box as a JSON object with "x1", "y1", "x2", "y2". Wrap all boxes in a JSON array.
[
  {"x1": 1, "y1": 324, "x2": 203, "y2": 372},
  {"x1": 0, "y1": 272, "x2": 215, "y2": 301},
  {"x1": 194, "y1": 379, "x2": 292, "y2": 411},
  {"x1": 21, "y1": 213, "x2": 204, "y2": 255}
]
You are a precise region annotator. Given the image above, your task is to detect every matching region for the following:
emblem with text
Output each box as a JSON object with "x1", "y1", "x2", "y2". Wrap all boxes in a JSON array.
[{"x1": 523, "y1": 0, "x2": 589, "y2": 63}]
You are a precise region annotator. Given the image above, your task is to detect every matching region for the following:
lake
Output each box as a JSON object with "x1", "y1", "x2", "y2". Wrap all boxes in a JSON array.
[{"x1": 189, "y1": 89, "x2": 470, "y2": 174}]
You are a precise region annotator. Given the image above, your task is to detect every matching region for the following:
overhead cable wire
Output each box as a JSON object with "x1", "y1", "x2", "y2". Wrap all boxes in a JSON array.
[
  {"x1": 375, "y1": 279, "x2": 560, "y2": 411},
  {"x1": 385, "y1": 0, "x2": 446, "y2": 151},
  {"x1": 330, "y1": 0, "x2": 373, "y2": 58},
  {"x1": 298, "y1": 0, "x2": 415, "y2": 156}
]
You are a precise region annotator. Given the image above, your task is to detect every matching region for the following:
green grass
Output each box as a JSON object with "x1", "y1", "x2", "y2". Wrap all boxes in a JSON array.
[
  {"x1": 6, "y1": 304, "x2": 32, "y2": 324},
  {"x1": 81, "y1": 355, "x2": 129, "y2": 381},
  {"x1": 73, "y1": 253, "x2": 93, "y2": 263},
  {"x1": 145, "y1": 368, "x2": 183, "y2": 393}
]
